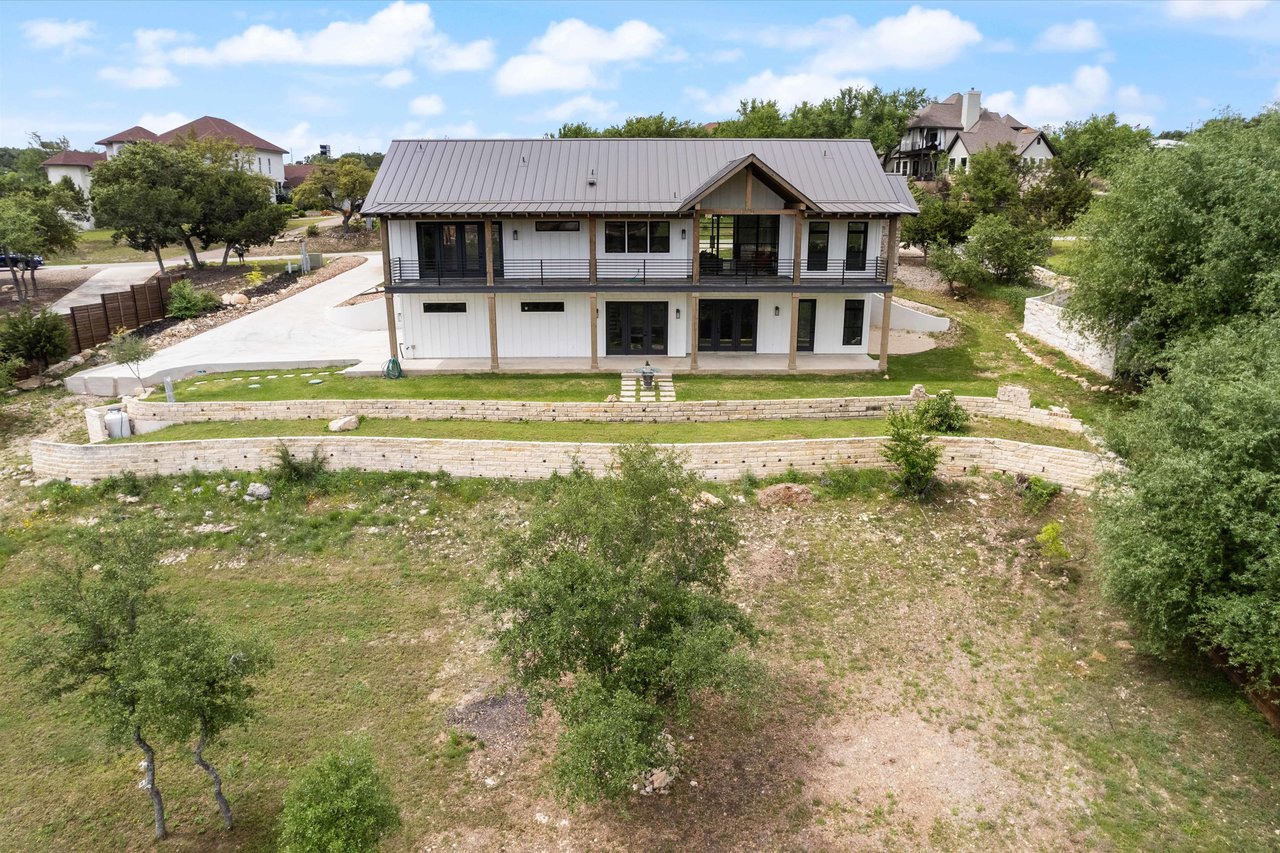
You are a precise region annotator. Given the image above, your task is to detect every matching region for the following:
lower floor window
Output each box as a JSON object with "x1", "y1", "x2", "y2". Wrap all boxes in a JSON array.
[
  {"x1": 423, "y1": 302, "x2": 466, "y2": 313},
  {"x1": 842, "y1": 299, "x2": 865, "y2": 346},
  {"x1": 521, "y1": 301, "x2": 564, "y2": 312}
]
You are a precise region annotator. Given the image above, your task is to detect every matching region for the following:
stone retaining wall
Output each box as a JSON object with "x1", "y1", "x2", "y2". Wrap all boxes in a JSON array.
[
  {"x1": 31, "y1": 435, "x2": 1112, "y2": 492},
  {"x1": 123, "y1": 387, "x2": 1083, "y2": 433},
  {"x1": 1024, "y1": 271, "x2": 1116, "y2": 378}
]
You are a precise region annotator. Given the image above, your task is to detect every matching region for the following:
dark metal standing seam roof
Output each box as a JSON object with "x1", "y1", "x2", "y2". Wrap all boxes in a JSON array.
[{"x1": 363, "y1": 138, "x2": 919, "y2": 216}]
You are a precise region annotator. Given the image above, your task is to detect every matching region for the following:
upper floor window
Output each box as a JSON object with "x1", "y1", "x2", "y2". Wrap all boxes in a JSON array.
[
  {"x1": 846, "y1": 222, "x2": 869, "y2": 272},
  {"x1": 604, "y1": 220, "x2": 670, "y2": 254},
  {"x1": 806, "y1": 222, "x2": 830, "y2": 272}
]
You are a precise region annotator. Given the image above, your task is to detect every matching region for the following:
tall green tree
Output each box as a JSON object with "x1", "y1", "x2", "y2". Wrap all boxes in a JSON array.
[
  {"x1": 180, "y1": 139, "x2": 289, "y2": 265},
  {"x1": 91, "y1": 142, "x2": 198, "y2": 271},
  {"x1": 291, "y1": 156, "x2": 376, "y2": 230},
  {"x1": 1096, "y1": 317, "x2": 1280, "y2": 687},
  {"x1": 900, "y1": 183, "x2": 974, "y2": 260},
  {"x1": 1064, "y1": 108, "x2": 1280, "y2": 375},
  {"x1": 474, "y1": 444, "x2": 761, "y2": 803},
  {"x1": 711, "y1": 99, "x2": 788, "y2": 137},
  {"x1": 787, "y1": 85, "x2": 931, "y2": 154},
  {"x1": 1051, "y1": 113, "x2": 1153, "y2": 179},
  {"x1": 1023, "y1": 157, "x2": 1094, "y2": 227},
  {"x1": 952, "y1": 143, "x2": 1028, "y2": 216}
]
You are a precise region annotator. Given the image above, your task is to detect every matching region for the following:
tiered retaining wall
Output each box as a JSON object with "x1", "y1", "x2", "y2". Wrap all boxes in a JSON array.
[
  {"x1": 122, "y1": 387, "x2": 1082, "y2": 433},
  {"x1": 31, "y1": 435, "x2": 1112, "y2": 492}
]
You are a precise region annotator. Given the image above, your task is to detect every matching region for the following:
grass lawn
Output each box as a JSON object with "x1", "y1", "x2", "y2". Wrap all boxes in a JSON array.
[
  {"x1": 286, "y1": 216, "x2": 332, "y2": 229},
  {"x1": 1, "y1": 467, "x2": 1276, "y2": 851},
  {"x1": 115, "y1": 414, "x2": 1094, "y2": 451},
  {"x1": 45, "y1": 228, "x2": 161, "y2": 265},
  {"x1": 1044, "y1": 238, "x2": 1085, "y2": 278}
]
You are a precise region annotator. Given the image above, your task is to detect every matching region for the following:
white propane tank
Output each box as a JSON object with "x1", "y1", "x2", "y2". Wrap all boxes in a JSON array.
[{"x1": 104, "y1": 409, "x2": 132, "y2": 439}]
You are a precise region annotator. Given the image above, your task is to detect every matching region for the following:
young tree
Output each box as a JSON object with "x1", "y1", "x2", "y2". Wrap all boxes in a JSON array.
[
  {"x1": 1051, "y1": 113, "x2": 1153, "y2": 179},
  {"x1": 1022, "y1": 158, "x2": 1094, "y2": 227},
  {"x1": 474, "y1": 444, "x2": 761, "y2": 802},
  {"x1": 106, "y1": 329, "x2": 155, "y2": 390},
  {"x1": 291, "y1": 156, "x2": 376, "y2": 230},
  {"x1": 881, "y1": 410, "x2": 941, "y2": 499},
  {"x1": 952, "y1": 143, "x2": 1029, "y2": 216},
  {"x1": 91, "y1": 142, "x2": 198, "y2": 271},
  {"x1": 279, "y1": 739, "x2": 400, "y2": 853},
  {"x1": 1064, "y1": 108, "x2": 1280, "y2": 375},
  {"x1": 0, "y1": 305, "x2": 71, "y2": 369},
  {"x1": 0, "y1": 195, "x2": 41, "y2": 302},
  {"x1": 963, "y1": 214, "x2": 1051, "y2": 286},
  {"x1": 136, "y1": 613, "x2": 273, "y2": 829},
  {"x1": 15, "y1": 533, "x2": 172, "y2": 840},
  {"x1": 1096, "y1": 317, "x2": 1280, "y2": 687},
  {"x1": 0, "y1": 187, "x2": 83, "y2": 300}
]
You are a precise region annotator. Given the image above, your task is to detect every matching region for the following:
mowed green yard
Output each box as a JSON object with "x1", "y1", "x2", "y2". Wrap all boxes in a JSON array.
[{"x1": 0, "y1": 468, "x2": 1276, "y2": 851}]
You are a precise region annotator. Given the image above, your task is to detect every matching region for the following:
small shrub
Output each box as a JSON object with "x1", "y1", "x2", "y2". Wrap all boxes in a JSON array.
[
  {"x1": 0, "y1": 306, "x2": 71, "y2": 369},
  {"x1": 167, "y1": 279, "x2": 220, "y2": 320},
  {"x1": 818, "y1": 466, "x2": 889, "y2": 499},
  {"x1": 245, "y1": 263, "x2": 267, "y2": 288},
  {"x1": 305, "y1": 224, "x2": 321, "y2": 238},
  {"x1": 97, "y1": 470, "x2": 143, "y2": 497},
  {"x1": 106, "y1": 330, "x2": 154, "y2": 389},
  {"x1": 1036, "y1": 522, "x2": 1071, "y2": 561},
  {"x1": 273, "y1": 444, "x2": 328, "y2": 485},
  {"x1": 914, "y1": 391, "x2": 970, "y2": 433},
  {"x1": 278, "y1": 739, "x2": 400, "y2": 853},
  {"x1": 278, "y1": 203, "x2": 299, "y2": 219},
  {"x1": 0, "y1": 354, "x2": 23, "y2": 390},
  {"x1": 881, "y1": 410, "x2": 941, "y2": 500},
  {"x1": 1018, "y1": 475, "x2": 1063, "y2": 514},
  {"x1": 739, "y1": 470, "x2": 760, "y2": 494}
]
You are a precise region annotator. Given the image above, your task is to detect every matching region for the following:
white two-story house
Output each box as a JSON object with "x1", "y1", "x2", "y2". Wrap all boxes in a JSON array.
[{"x1": 364, "y1": 138, "x2": 918, "y2": 372}]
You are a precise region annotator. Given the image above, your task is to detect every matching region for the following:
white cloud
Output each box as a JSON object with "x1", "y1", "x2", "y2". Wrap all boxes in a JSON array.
[
  {"x1": 137, "y1": 112, "x2": 192, "y2": 133},
  {"x1": 985, "y1": 65, "x2": 1160, "y2": 128},
  {"x1": 169, "y1": 1, "x2": 494, "y2": 70},
  {"x1": 748, "y1": 8, "x2": 982, "y2": 73},
  {"x1": 379, "y1": 69, "x2": 414, "y2": 88},
  {"x1": 98, "y1": 65, "x2": 179, "y2": 89},
  {"x1": 22, "y1": 18, "x2": 95, "y2": 51},
  {"x1": 1165, "y1": 0, "x2": 1268, "y2": 20},
  {"x1": 539, "y1": 94, "x2": 619, "y2": 123},
  {"x1": 409, "y1": 94, "x2": 446, "y2": 116},
  {"x1": 688, "y1": 70, "x2": 874, "y2": 116},
  {"x1": 494, "y1": 19, "x2": 665, "y2": 95},
  {"x1": 1034, "y1": 20, "x2": 1105, "y2": 52},
  {"x1": 709, "y1": 49, "x2": 744, "y2": 63}
]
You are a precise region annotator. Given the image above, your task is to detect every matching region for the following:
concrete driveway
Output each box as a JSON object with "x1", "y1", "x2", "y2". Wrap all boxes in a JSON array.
[
  {"x1": 49, "y1": 261, "x2": 162, "y2": 313},
  {"x1": 66, "y1": 253, "x2": 389, "y2": 396}
]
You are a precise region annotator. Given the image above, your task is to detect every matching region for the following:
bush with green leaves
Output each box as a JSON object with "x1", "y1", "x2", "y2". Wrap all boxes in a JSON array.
[
  {"x1": 881, "y1": 410, "x2": 941, "y2": 500},
  {"x1": 914, "y1": 391, "x2": 970, "y2": 433},
  {"x1": 926, "y1": 242, "x2": 985, "y2": 298},
  {"x1": 474, "y1": 444, "x2": 761, "y2": 803},
  {"x1": 963, "y1": 214, "x2": 1051, "y2": 286},
  {"x1": 106, "y1": 330, "x2": 155, "y2": 389},
  {"x1": 0, "y1": 305, "x2": 70, "y2": 368},
  {"x1": 1036, "y1": 522, "x2": 1070, "y2": 561},
  {"x1": 273, "y1": 444, "x2": 328, "y2": 485},
  {"x1": 305, "y1": 223, "x2": 321, "y2": 238},
  {"x1": 166, "y1": 279, "x2": 220, "y2": 320},
  {"x1": 278, "y1": 739, "x2": 400, "y2": 853},
  {"x1": 1096, "y1": 317, "x2": 1280, "y2": 687},
  {"x1": 1019, "y1": 475, "x2": 1063, "y2": 515},
  {"x1": 0, "y1": 354, "x2": 23, "y2": 390}
]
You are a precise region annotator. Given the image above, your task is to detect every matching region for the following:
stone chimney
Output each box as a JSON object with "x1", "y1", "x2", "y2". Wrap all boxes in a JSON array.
[{"x1": 961, "y1": 89, "x2": 981, "y2": 131}]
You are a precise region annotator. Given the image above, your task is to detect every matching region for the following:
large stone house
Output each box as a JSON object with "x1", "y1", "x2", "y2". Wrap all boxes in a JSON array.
[
  {"x1": 887, "y1": 90, "x2": 1055, "y2": 179},
  {"x1": 364, "y1": 138, "x2": 919, "y2": 373}
]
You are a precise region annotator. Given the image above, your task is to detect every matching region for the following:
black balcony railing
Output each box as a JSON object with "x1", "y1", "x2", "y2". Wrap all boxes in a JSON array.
[{"x1": 390, "y1": 255, "x2": 887, "y2": 286}]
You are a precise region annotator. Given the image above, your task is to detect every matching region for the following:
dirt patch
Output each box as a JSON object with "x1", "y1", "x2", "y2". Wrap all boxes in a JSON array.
[
  {"x1": 446, "y1": 689, "x2": 532, "y2": 769},
  {"x1": 255, "y1": 224, "x2": 381, "y2": 257},
  {"x1": 1, "y1": 267, "x2": 96, "y2": 316},
  {"x1": 896, "y1": 253, "x2": 952, "y2": 296}
]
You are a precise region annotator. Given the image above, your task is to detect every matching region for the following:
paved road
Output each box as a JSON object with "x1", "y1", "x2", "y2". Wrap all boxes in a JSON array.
[{"x1": 66, "y1": 254, "x2": 387, "y2": 396}]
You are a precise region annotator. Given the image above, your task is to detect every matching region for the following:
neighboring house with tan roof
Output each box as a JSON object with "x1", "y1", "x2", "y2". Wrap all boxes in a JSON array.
[
  {"x1": 887, "y1": 90, "x2": 1055, "y2": 180},
  {"x1": 40, "y1": 115, "x2": 289, "y2": 203}
]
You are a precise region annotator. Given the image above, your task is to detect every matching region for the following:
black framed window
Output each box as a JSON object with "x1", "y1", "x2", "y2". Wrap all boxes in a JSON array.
[
  {"x1": 535, "y1": 220, "x2": 580, "y2": 231},
  {"x1": 807, "y1": 222, "x2": 830, "y2": 272},
  {"x1": 521, "y1": 301, "x2": 564, "y2": 312},
  {"x1": 842, "y1": 299, "x2": 865, "y2": 346},
  {"x1": 423, "y1": 302, "x2": 466, "y2": 313},
  {"x1": 845, "y1": 222, "x2": 869, "y2": 272},
  {"x1": 605, "y1": 221, "x2": 672, "y2": 254},
  {"x1": 604, "y1": 221, "x2": 626, "y2": 253}
]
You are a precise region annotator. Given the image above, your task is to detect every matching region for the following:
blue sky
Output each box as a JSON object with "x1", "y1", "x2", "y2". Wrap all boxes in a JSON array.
[{"x1": 2, "y1": 0, "x2": 1278, "y2": 158}]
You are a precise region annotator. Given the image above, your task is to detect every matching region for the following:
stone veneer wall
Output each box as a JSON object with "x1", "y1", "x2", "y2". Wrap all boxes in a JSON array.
[
  {"x1": 124, "y1": 389, "x2": 1083, "y2": 433},
  {"x1": 31, "y1": 435, "x2": 1112, "y2": 492}
]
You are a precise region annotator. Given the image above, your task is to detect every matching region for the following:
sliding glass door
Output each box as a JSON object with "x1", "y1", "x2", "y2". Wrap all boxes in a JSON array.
[{"x1": 416, "y1": 222, "x2": 502, "y2": 278}]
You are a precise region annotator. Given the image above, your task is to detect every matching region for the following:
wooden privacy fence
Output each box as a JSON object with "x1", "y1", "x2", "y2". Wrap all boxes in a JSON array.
[{"x1": 63, "y1": 275, "x2": 175, "y2": 351}]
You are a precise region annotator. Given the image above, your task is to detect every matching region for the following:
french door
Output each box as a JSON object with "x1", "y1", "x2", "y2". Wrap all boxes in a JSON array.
[
  {"x1": 698, "y1": 299, "x2": 758, "y2": 351},
  {"x1": 605, "y1": 302, "x2": 668, "y2": 356},
  {"x1": 797, "y1": 299, "x2": 816, "y2": 352},
  {"x1": 416, "y1": 222, "x2": 502, "y2": 278}
]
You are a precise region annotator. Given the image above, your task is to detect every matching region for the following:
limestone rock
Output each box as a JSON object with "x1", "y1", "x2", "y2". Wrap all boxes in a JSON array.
[
  {"x1": 694, "y1": 490, "x2": 724, "y2": 509},
  {"x1": 14, "y1": 376, "x2": 47, "y2": 391},
  {"x1": 328, "y1": 415, "x2": 359, "y2": 432},
  {"x1": 996, "y1": 384, "x2": 1032, "y2": 408},
  {"x1": 910, "y1": 383, "x2": 928, "y2": 400},
  {"x1": 221, "y1": 292, "x2": 250, "y2": 306},
  {"x1": 605, "y1": 394, "x2": 620, "y2": 403},
  {"x1": 756, "y1": 483, "x2": 814, "y2": 508},
  {"x1": 245, "y1": 482, "x2": 272, "y2": 501}
]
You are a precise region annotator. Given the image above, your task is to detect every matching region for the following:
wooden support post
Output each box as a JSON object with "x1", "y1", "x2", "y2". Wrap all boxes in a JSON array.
[
  {"x1": 380, "y1": 216, "x2": 398, "y2": 358},
  {"x1": 877, "y1": 216, "x2": 901, "y2": 372},
  {"x1": 587, "y1": 215, "x2": 597, "y2": 283},
  {"x1": 487, "y1": 293, "x2": 499, "y2": 371},
  {"x1": 787, "y1": 291, "x2": 800, "y2": 371},
  {"x1": 790, "y1": 207, "x2": 804, "y2": 286},
  {"x1": 689, "y1": 294, "x2": 700, "y2": 370},
  {"x1": 484, "y1": 216, "x2": 495, "y2": 286},
  {"x1": 589, "y1": 292, "x2": 599, "y2": 370}
]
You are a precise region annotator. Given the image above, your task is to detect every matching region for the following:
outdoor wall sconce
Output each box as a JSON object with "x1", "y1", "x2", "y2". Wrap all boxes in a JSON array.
[
  {"x1": 774, "y1": 305, "x2": 781, "y2": 316},
  {"x1": 681, "y1": 228, "x2": 687, "y2": 240},
  {"x1": 675, "y1": 307, "x2": 681, "y2": 319},
  {"x1": 512, "y1": 229, "x2": 519, "y2": 240}
]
